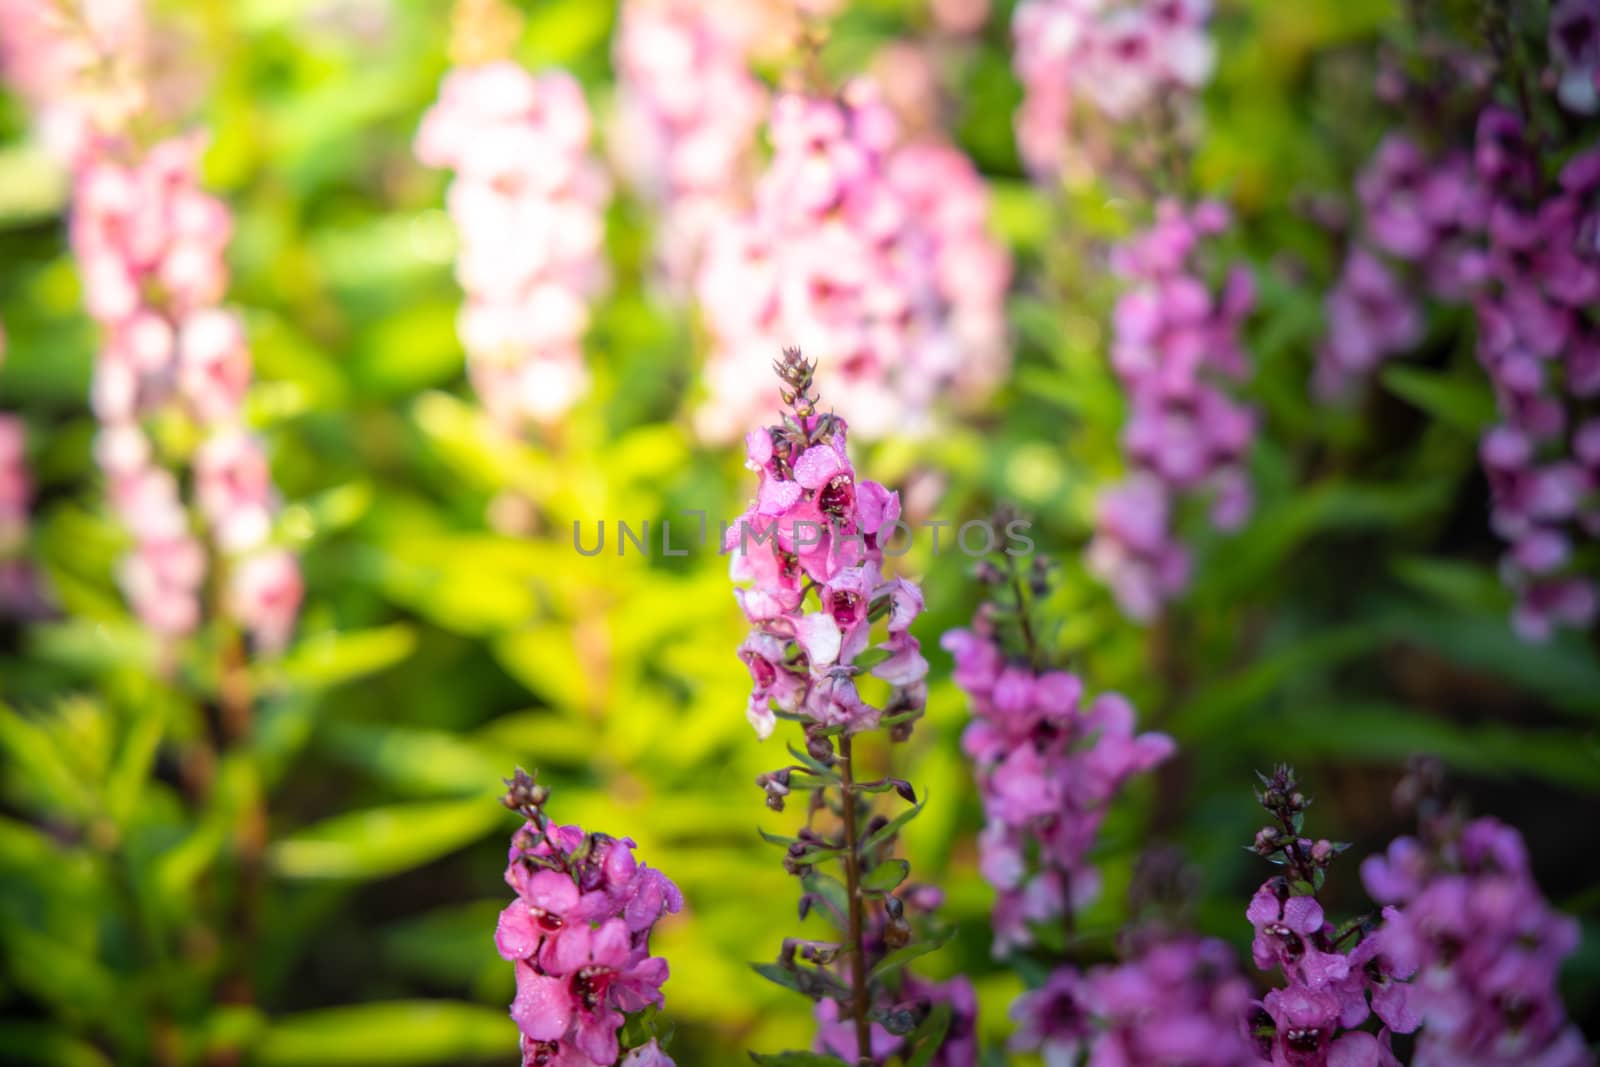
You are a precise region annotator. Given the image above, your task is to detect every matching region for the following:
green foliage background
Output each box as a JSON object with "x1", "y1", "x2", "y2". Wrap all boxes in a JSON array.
[{"x1": 0, "y1": 1, "x2": 1597, "y2": 1064}]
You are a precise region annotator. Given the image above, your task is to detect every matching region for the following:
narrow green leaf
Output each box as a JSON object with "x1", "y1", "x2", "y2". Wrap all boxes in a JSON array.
[
  {"x1": 750, "y1": 962, "x2": 807, "y2": 995},
  {"x1": 905, "y1": 1001, "x2": 954, "y2": 1067},
  {"x1": 252, "y1": 1001, "x2": 510, "y2": 1066},
  {"x1": 266, "y1": 625, "x2": 417, "y2": 691},
  {"x1": 861, "y1": 859, "x2": 909, "y2": 894},
  {"x1": 0, "y1": 1023, "x2": 112, "y2": 1067},
  {"x1": 317, "y1": 723, "x2": 500, "y2": 797},
  {"x1": 270, "y1": 798, "x2": 501, "y2": 880},
  {"x1": 801, "y1": 871, "x2": 850, "y2": 921},
  {"x1": 748, "y1": 1053, "x2": 852, "y2": 1066},
  {"x1": 867, "y1": 929, "x2": 953, "y2": 985},
  {"x1": 860, "y1": 796, "x2": 926, "y2": 854},
  {"x1": 1381, "y1": 365, "x2": 1495, "y2": 432}
]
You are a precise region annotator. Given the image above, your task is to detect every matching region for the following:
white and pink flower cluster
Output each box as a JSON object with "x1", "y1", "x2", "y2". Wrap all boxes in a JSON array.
[
  {"x1": 495, "y1": 778, "x2": 681, "y2": 1067},
  {"x1": 0, "y1": 0, "x2": 148, "y2": 164},
  {"x1": 695, "y1": 82, "x2": 1010, "y2": 442},
  {"x1": 417, "y1": 62, "x2": 609, "y2": 430},
  {"x1": 1087, "y1": 199, "x2": 1256, "y2": 621},
  {"x1": 72, "y1": 134, "x2": 301, "y2": 648},
  {"x1": 612, "y1": 0, "x2": 766, "y2": 291},
  {"x1": 1011, "y1": 0, "x2": 1215, "y2": 179},
  {"x1": 729, "y1": 351, "x2": 929, "y2": 739},
  {"x1": 1009, "y1": 936, "x2": 1256, "y2": 1066},
  {"x1": 1362, "y1": 818, "x2": 1592, "y2": 1067},
  {"x1": 943, "y1": 604, "x2": 1173, "y2": 955}
]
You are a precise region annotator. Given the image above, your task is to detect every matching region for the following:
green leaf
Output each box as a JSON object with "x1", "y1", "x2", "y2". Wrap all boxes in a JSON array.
[
  {"x1": 266, "y1": 625, "x2": 417, "y2": 691},
  {"x1": 1391, "y1": 558, "x2": 1509, "y2": 614},
  {"x1": 905, "y1": 1001, "x2": 954, "y2": 1067},
  {"x1": 801, "y1": 871, "x2": 850, "y2": 921},
  {"x1": 861, "y1": 859, "x2": 909, "y2": 894},
  {"x1": 867, "y1": 928, "x2": 953, "y2": 984},
  {"x1": 269, "y1": 798, "x2": 501, "y2": 880},
  {"x1": 1269, "y1": 703, "x2": 1600, "y2": 791},
  {"x1": 860, "y1": 796, "x2": 926, "y2": 854},
  {"x1": 251, "y1": 1001, "x2": 510, "y2": 1066},
  {"x1": 155, "y1": 753, "x2": 258, "y2": 901},
  {"x1": 748, "y1": 1053, "x2": 852, "y2": 1067},
  {"x1": 1381, "y1": 365, "x2": 1495, "y2": 432},
  {"x1": 750, "y1": 961, "x2": 807, "y2": 995},
  {"x1": 0, "y1": 705, "x2": 92, "y2": 822},
  {"x1": 106, "y1": 694, "x2": 169, "y2": 829},
  {"x1": 1383, "y1": 606, "x2": 1600, "y2": 720},
  {"x1": 0, "y1": 1023, "x2": 112, "y2": 1067},
  {"x1": 317, "y1": 724, "x2": 501, "y2": 797}
]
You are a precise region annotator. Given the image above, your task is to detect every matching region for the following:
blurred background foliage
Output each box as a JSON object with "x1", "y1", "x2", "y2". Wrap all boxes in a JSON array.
[{"x1": 0, "y1": 0, "x2": 1597, "y2": 1065}]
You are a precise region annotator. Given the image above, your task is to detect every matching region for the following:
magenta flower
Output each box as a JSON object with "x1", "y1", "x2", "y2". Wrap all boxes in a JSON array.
[
  {"x1": 1090, "y1": 200, "x2": 1256, "y2": 620},
  {"x1": 1359, "y1": 817, "x2": 1590, "y2": 1067},
  {"x1": 1247, "y1": 768, "x2": 1420, "y2": 1067},
  {"x1": 497, "y1": 772, "x2": 679, "y2": 1067},
  {"x1": 1009, "y1": 967, "x2": 1093, "y2": 1063},
  {"x1": 1081, "y1": 935, "x2": 1256, "y2": 1067},
  {"x1": 1318, "y1": 19, "x2": 1600, "y2": 641},
  {"x1": 612, "y1": 0, "x2": 765, "y2": 292},
  {"x1": 1551, "y1": 0, "x2": 1600, "y2": 114},
  {"x1": 947, "y1": 570, "x2": 1173, "y2": 954}
]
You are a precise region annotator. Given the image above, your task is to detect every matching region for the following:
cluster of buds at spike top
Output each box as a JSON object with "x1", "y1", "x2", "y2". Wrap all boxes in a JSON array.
[
  {"x1": 494, "y1": 769, "x2": 682, "y2": 1067},
  {"x1": 1249, "y1": 764, "x2": 1352, "y2": 894},
  {"x1": 773, "y1": 346, "x2": 821, "y2": 420},
  {"x1": 1245, "y1": 765, "x2": 1420, "y2": 1067}
]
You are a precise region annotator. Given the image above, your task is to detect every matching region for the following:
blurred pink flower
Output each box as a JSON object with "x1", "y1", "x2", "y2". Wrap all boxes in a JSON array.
[{"x1": 417, "y1": 62, "x2": 608, "y2": 431}]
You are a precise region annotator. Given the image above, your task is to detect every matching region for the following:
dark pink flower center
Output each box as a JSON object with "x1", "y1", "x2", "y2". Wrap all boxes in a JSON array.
[
  {"x1": 525, "y1": 1039, "x2": 564, "y2": 1065},
  {"x1": 819, "y1": 474, "x2": 854, "y2": 520},
  {"x1": 746, "y1": 653, "x2": 776, "y2": 687},
  {"x1": 829, "y1": 590, "x2": 861, "y2": 626},
  {"x1": 572, "y1": 965, "x2": 617, "y2": 1012},
  {"x1": 1284, "y1": 1026, "x2": 1325, "y2": 1054},
  {"x1": 1266, "y1": 923, "x2": 1305, "y2": 962}
]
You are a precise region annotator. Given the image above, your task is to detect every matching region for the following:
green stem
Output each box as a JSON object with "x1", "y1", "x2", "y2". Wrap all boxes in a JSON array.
[{"x1": 838, "y1": 735, "x2": 872, "y2": 1066}]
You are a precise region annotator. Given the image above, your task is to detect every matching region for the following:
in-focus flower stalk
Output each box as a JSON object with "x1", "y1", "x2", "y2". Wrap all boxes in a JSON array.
[
  {"x1": 1245, "y1": 765, "x2": 1419, "y2": 1067},
  {"x1": 733, "y1": 350, "x2": 960, "y2": 1066}
]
